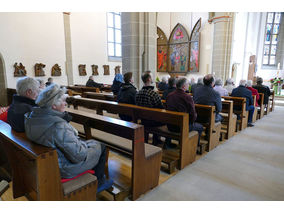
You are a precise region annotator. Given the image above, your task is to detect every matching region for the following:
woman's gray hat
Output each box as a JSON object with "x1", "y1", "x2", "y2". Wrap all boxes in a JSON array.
[{"x1": 36, "y1": 84, "x2": 66, "y2": 108}]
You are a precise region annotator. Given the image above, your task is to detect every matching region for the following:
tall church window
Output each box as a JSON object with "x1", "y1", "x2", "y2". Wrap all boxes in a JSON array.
[
  {"x1": 107, "y1": 12, "x2": 121, "y2": 59},
  {"x1": 263, "y1": 12, "x2": 282, "y2": 66}
]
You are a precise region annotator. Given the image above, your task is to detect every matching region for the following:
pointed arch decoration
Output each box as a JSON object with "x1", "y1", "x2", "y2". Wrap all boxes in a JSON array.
[
  {"x1": 189, "y1": 18, "x2": 201, "y2": 72},
  {"x1": 157, "y1": 27, "x2": 168, "y2": 72},
  {"x1": 168, "y1": 23, "x2": 190, "y2": 73}
]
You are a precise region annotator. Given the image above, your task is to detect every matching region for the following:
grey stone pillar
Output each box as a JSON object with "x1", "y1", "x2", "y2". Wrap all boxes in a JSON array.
[
  {"x1": 121, "y1": 12, "x2": 157, "y2": 89},
  {"x1": 276, "y1": 12, "x2": 284, "y2": 69},
  {"x1": 0, "y1": 53, "x2": 8, "y2": 106},
  {"x1": 63, "y1": 13, "x2": 74, "y2": 86},
  {"x1": 211, "y1": 12, "x2": 234, "y2": 81}
]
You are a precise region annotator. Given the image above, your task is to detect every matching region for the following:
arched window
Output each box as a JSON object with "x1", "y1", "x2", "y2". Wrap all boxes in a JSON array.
[
  {"x1": 107, "y1": 12, "x2": 121, "y2": 60},
  {"x1": 263, "y1": 12, "x2": 282, "y2": 66}
]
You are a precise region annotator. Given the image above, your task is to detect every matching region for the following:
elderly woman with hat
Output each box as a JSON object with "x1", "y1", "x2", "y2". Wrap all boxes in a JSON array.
[{"x1": 24, "y1": 84, "x2": 110, "y2": 189}]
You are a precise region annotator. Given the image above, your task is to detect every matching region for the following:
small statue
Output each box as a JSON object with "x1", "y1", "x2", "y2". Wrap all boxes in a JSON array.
[
  {"x1": 14, "y1": 62, "x2": 27, "y2": 77},
  {"x1": 79, "y1": 64, "x2": 87, "y2": 76},
  {"x1": 51, "y1": 64, "x2": 62, "y2": 76},
  {"x1": 103, "y1": 65, "x2": 110, "y2": 75},
  {"x1": 91, "y1": 65, "x2": 99, "y2": 75},
  {"x1": 35, "y1": 63, "x2": 46, "y2": 77},
  {"x1": 114, "y1": 65, "x2": 121, "y2": 74}
]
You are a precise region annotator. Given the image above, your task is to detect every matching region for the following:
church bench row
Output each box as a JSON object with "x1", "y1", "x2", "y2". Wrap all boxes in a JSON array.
[
  {"x1": 66, "y1": 96, "x2": 199, "y2": 174},
  {"x1": 0, "y1": 120, "x2": 98, "y2": 201}
]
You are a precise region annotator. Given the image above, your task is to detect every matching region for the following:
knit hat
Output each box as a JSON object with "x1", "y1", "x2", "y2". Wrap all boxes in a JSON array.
[{"x1": 36, "y1": 84, "x2": 66, "y2": 108}]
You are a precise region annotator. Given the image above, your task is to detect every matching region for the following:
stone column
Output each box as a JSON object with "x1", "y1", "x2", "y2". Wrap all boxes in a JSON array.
[
  {"x1": 121, "y1": 12, "x2": 157, "y2": 89},
  {"x1": 276, "y1": 12, "x2": 284, "y2": 70},
  {"x1": 0, "y1": 54, "x2": 8, "y2": 106}
]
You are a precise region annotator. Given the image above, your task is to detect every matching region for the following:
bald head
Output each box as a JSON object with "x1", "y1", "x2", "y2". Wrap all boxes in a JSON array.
[{"x1": 203, "y1": 74, "x2": 215, "y2": 86}]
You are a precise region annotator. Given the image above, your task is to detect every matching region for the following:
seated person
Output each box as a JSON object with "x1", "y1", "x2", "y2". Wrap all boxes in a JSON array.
[
  {"x1": 24, "y1": 84, "x2": 109, "y2": 187},
  {"x1": 162, "y1": 77, "x2": 176, "y2": 100},
  {"x1": 117, "y1": 72, "x2": 137, "y2": 121},
  {"x1": 224, "y1": 78, "x2": 235, "y2": 94},
  {"x1": 111, "y1": 73, "x2": 124, "y2": 95},
  {"x1": 214, "y1": 78, "x2": 229, "y2": 97},
  {"x1": 193, "y1": 74, "x2": 223, "y2": 123},
  {"x1": 158, "y1": 76, "x2": 169, "y2": 91},
  {"x1": 253, "y1": 77, "x2": 271, "y2": 106},
  {"x1": 246, "y1": 80, "x2": 259, "y2": 107},
  {"x1": 86, "y1": 76, "x2": 103, "y2": 88},
  {"x1": 7, "y1": 77, "x2": 40, "y2": 132},
  {"x1": 191, "y1": 77, "x2": 203, "y2": 95},
  {"x1": 166, "y1": 78, "x2": 203, "y2": 147},
  {"x1": 45, "y1": 77, "x2": 54, "y2": 87},
  {"x1": 136, "y1": 71, "x2": 164, "y2": 146},
  {"x1": 231, "y1": 80, "x2": 255, "y2": 127}
]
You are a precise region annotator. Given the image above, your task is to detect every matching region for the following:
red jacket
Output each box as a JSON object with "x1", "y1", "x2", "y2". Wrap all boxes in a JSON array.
[{"x1": 247, "y1": 87, "x2": 259, "y2": 107}]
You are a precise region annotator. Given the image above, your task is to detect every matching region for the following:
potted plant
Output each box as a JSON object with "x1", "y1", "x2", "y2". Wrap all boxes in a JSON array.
[{"x1": 270, "y1": 77, "x2": 284, "y2": 95}]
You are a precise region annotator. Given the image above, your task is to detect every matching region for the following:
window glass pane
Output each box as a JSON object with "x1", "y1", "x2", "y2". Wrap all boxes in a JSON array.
[
  {"x1": 274, "y1": 13, "x2": 281, "y2": 23},
  {"x1": 108, "y1": 28, "x2": 114, "y2": 42},
  {"x1": 263, "y1": 45, "x2": 270, "y2": 55},
  {"x1": 115, "y1": 44, "x2": 121, "y2": 57},
  {"x1": 269, "y1": 56, "x2": 275, "y2": 65},
  {"x1": 265, "y1": 33, "x2": 271, "y2": 44},
  {"x1": 108, "y1": 43, "x2": 114, "y2": 56},
  {"x1": 272, "y1": 34, "x2": 278, "y2": 44},
  {"x1": 263, "y1": 56, "x2": 268, "y2": 65},
  {"x1": 115, "y1": 29, "x2": 121, "y2": 43},
  {"x1": 107, "y1": 13, "x2": 114, "y2": 27},
  {"x1": 115, "y1": 15, "x2": 121, "y2": 29},
  {"x1": 270, "y1": 45, "x2": 277, "y2": 55},
  {"x1": 267, "y1": 13, "x2": 274, "y2": 23},
  {"x1": 273, "y1": 24, "x2": 279, "y2": 34}
]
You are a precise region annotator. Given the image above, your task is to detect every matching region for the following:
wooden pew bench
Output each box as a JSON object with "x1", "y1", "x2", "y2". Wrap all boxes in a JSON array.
[
  {"x1": 0, "y1": 120, "x2": 97, "y2": 201},
  {"x1": 83, "y1": 91, "x2": 117, "y2": 101},
  {"x1": 269, "y1": 90, "x2": 275, "y2": 112},
  {"x1": 252, "y1": 95, "x2": 258, "y2": 123},
  {"x1": 220, "y1": 100, "x2": 237, "y2": 139},
  {"x1": 66, "y1": 97, "x2": 199, "y2": 174},
  {"x1": 223, "y1": 96, "x2": 248, "y2": 131},
  {"x1": 257, "y1": 93, "x2": 265, "y2": 119},
  {"x1": 65, "y1": 108, "x2": 162, "y2": 200}
]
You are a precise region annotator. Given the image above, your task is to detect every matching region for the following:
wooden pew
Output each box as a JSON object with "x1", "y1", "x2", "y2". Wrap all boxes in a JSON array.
[
  {"x1": 6, "y1": 88, "x2": 17, "y2": 105},
  {"x1": 257, "y1": 93, "x2": 265, "y2": 119},
  {"x1": 83, "y1": 92, "x2": 117, "y2": 101},
  {"x1": 65, "y1": 108, "x2": 162, "y2": 200},
  {"x1": 220, "y1": 100, "x2": 237, "y2": 139},
  {"x1": 223, "y1": 96, "x2": 248, "y2": 131},
  {"x1": 0, "y1": 120, "x2": 97, "y2": 201},
  {"x1": 269, "y1": 90, "x2": 275, "y2": 112},
  {"x1": 67, "y1": 85, "x2": 100, "y2": 94},
  {"x1": 252, "y1": 95, "x2": 258, "y2": 123},
  {"x1": 194, "y1": 104, "x2": 222, "y2": 152},
  {"x1": 66, "y1": 97, "x2": 199, "y2": 172}
]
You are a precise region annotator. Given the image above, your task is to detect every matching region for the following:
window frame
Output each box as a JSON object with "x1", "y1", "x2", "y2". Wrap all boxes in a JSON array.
[{"x1": 107, "y1": 12, "x2": 122, "y2": 61}]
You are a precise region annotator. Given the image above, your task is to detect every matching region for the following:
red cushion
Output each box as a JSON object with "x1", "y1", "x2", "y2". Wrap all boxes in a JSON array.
[
  {"x1": 61, "y1": 170, "x2": 95, "y2": 183},
  {"x1": 0, "y1": 107, "x2": 9, "y2": 122}
]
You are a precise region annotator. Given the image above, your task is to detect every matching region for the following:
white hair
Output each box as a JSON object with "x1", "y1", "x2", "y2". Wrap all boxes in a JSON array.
[
  {"x1": 215, "y1": 78, "x2": 223, "y2": 86},
  {"x1": 197, "y1": 77, "x2": 203, "y2": 84},
  {"x1": 246, "y1": 80, "x2": 252, "y2": 87},
  {"x1": 16, "y1": 77, "x2": 40, "y2": 97},
  {"x1": 161, "y1": 76, "x2": 168, "y2": 83},
  {"x1": 239, "y1": 80, "x2": 247, "y2": 86},
  {"x1": 226, "y1": 78, "x2": 234, "y2": 85}
]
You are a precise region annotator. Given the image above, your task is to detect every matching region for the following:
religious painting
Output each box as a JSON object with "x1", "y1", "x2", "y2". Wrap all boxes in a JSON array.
[
  {"x1": 51, "y1": 64, "x2": 62, "y2": 76},
  {"x1": 91, "y1": 65, "x2": 99, "y2": 75},
  {"x1": 189, "y1": 18, "x2": 201, "y2": 73},
  {"x1": 157, "y1": 27, "x2": 168, "y2": 72},
  {"x1": 34, "y1": 63, "x2": 46, "y2": 77},
  {"x1": 103, "y1": 65, "x2": 110, "y2": 75},
  {"x1": 168, "y1": 24, "x2": 190, "y2": 73},
  {"x1": 78, "y1": 64, "x2": 87, "y2": 76},
  {"x1": 114, "y1": 65, "x2": 121, "y2": 74},
  {"x1": 14, "y1": 62, "x2": 27, "y2": 77}
]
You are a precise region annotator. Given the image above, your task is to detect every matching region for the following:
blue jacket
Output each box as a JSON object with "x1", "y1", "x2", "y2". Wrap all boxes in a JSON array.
[{"x1": 231, "y1": 85, "x2": 253, "y2": 110}]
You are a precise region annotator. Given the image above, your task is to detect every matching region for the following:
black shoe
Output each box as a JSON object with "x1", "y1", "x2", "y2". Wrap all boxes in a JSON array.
[{"x1": 247, "y1": 123, "x2": 254, "y2": 127}]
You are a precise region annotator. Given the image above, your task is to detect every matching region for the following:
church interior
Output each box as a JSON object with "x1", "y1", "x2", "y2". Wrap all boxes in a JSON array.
[{"x1": 0, "y1": 7, "x2": 284, "y2": 208}]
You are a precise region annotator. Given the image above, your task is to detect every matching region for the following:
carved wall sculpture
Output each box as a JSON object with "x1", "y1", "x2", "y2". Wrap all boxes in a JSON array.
[
  {"x1": 114, "y1": 65, "x2": 121, "y2": 74},
  {"x1": 78, "y1": 64, "x2": 87, "y2": 76},
  {"x1": 91, "y1": 65, "x2": 99, "y2": 75},
  {"x1": 14, "y1": 62, "x2": 27, "y2": 77},
  {"x1": 103, "y1": 65, "x2": 110, "y2": 75},
  {"x1": 34, "y1": 63, "x2": 46, "y2": 77},
  {"x1": 51, "y1": 64, "x2": 62, "y2": 76}
]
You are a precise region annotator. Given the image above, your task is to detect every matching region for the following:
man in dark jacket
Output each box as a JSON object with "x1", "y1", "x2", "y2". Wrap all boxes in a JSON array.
[
  {"x1": 117, "y1": 72, "x2": 137, "y2": 121},
  {"x1": 253, "y1": 77, "x2": 271, "y2": 105},
  {"x1": 166, "y1": 78, "x2": 203, "y2": 146},
  {"x1": 158, "y1": 76, "x2": 169, "y2": 91},
  {"x1": 7, "y1": 77, "x2": 40, "y2": 132},
  {"x1": 162, "y1": 77, "x2": 176, "y2": 100},
  {"x1": 86, "y1": 76, "x2": 103, "y2": 88},
  {"x1": 231, "y1": 80, "x2": 255, "y2": 127},
  {"x1": 191, "y1": 77, "x2": 203, "y2": 95},
  {"x1": 193, "y1": 74, "x2": 223, "y2": 123}
]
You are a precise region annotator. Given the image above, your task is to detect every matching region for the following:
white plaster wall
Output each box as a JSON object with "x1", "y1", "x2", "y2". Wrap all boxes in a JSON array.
[
  {"x1": 0, "y1": 12, "x2": 67, "y2": 88},
  {"x1": 70, "y1": 12, "x2": 122, "y2": 85},
  {"x1": 156, "y1": 12, "x2": 211, "y2": 82}
]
